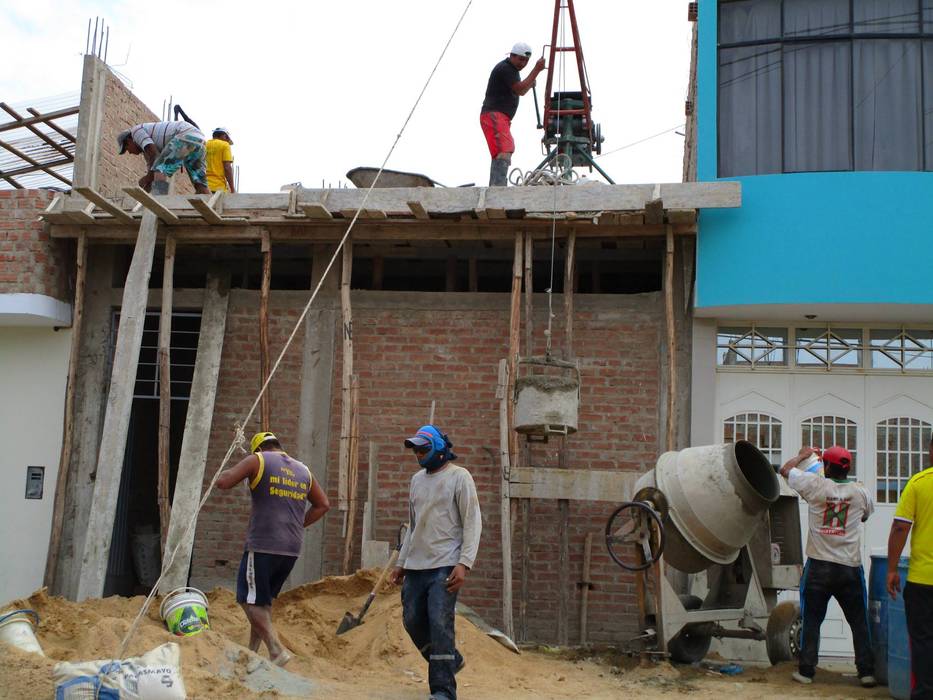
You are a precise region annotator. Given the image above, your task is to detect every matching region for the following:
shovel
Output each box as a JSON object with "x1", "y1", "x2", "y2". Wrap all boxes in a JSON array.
[{"x1": 336, "y1": 525, "x2": 407, "y2": 635}]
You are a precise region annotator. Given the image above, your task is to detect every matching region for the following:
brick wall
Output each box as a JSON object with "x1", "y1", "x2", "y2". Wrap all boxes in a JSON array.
[
  {"x1": 190, "y1": 289, "x2": 674, "y2": 645},
  {"x1": 0, "y1": 190, "x2": 71, "y2": 300},
  {"x1": 77, "y1": 57, "x2": 195, "y2": 198}
]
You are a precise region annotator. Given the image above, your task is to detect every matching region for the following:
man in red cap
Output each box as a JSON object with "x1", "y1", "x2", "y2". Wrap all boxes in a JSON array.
[{"x1": 779, "y1": 445, "x2": 875, "y2": 688}]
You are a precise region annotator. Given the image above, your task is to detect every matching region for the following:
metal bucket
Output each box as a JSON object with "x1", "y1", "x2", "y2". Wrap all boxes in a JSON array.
[
  {"x1": 0, "y1": 609, "x2": 43, "y2": 656},
  {"x1": 514, "y1": 357, "x2": 579, "y2": 437},
  {"x1": 159, "y1": 587, "x2": 210, "y2": 637},
  {"x1": 636, "y1": 441, "x2": 780, "y2": 572}
]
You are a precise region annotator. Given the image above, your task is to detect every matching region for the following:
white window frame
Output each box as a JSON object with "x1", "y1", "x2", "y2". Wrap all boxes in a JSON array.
[
  {"x1": 875, "y1": 417, "x2": 933, "y2": 504},
  {"x1": 801, "y1": 415, "x2": 859, "y2": 477}
]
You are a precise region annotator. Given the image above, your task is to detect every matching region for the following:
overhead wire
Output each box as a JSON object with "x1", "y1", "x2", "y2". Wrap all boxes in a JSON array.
[{"x1": 113, "y1": 0, "x2": 475, "y2": 666}]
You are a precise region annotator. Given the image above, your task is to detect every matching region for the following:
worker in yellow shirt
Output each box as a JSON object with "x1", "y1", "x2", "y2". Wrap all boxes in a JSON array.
[
  {"x1": 887, "y1": 436, "x2": 933, "y2": 699},
  {"x1": 206, "y1": 127, "x2": 235, "y2": 193}
]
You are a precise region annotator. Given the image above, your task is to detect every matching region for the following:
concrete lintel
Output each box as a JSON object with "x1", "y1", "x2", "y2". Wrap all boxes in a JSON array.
[{"x1": 0, "y1": 293, "x2": 72, "y2": 326}]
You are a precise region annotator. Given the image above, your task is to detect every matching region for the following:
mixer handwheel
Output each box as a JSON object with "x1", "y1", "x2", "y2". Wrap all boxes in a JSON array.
[{"x1": 604, "y1": 498, "x2": 665, "y2": 571}]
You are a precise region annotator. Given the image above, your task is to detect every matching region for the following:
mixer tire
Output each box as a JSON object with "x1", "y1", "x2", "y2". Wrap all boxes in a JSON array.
[
  {"x1": 766, "y1": 601, "x2": 801, "y2": 665},
  {"x1": 668, "y1": 595, "x2": 711, "y2": 664}
]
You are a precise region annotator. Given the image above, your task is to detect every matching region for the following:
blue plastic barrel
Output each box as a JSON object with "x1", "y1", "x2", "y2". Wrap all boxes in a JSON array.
[
  {"x1": 888, "y1": 558, "x2": 911, "y2": 700},
  {"x1": 868, "y1": 555, "x2": 889, "y2": 685}
]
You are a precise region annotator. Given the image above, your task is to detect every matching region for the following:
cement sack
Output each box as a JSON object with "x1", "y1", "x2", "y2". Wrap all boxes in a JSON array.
[{"x1": 53, "y1": 642, "x2": 186, "y2": 699}]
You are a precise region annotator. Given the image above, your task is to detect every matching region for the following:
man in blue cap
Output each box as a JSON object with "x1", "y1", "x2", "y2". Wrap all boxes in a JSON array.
[{"x1": 391, "y1": 425, "x2": 482, "y2": 700}]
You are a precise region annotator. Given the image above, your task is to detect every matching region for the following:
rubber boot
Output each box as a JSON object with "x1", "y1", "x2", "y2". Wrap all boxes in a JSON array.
[
  {"x1": 151, "y1": 180, "x2": 169, "y2": 195},
  {"x1": 489, "y1": 158, "x2": 509, "y2": 187}
]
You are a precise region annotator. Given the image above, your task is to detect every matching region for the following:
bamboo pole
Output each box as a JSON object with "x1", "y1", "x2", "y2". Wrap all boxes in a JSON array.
[
  {"x1": 157, "y1": 235, "x2": 176, "y2": 554},
  {"x1": 342, "y1": 375, "x2": 360, "y2": 574},
  {"x1": 497, "y1": 358, "x2": 514, "y2": 640},
  {"x1": 338, "y1": 238, "x2": 354, "y2": 512},
  {"x1": 259, "y1": 231, "x2": 272, "y2": 430},
  {"x1": 43, "y1": 232, "x2": 87, "y2": 590},
  {"x1": 665, "y1": 225, "x2": 676, "y2": 452}
]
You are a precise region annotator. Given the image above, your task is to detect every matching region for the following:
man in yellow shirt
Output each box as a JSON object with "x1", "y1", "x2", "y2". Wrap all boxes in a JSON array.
[
  {"x1": 887, "y1": 436, "x2": 933, "y2": 699},
  {"x1": 206, "y1": 127, "x2": 235, "y2": 193}
]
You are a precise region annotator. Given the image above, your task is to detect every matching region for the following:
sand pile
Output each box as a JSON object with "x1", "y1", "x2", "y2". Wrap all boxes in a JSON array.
[{"x1": 0, "y1": 571, "x2": 628, "y2": 699}]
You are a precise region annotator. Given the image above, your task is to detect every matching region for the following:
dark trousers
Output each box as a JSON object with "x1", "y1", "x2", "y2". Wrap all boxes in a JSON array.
[
  {"x1": 905, "y1": 582, "x2": 933, "y2": 700},
  {"x1": 402, "y1": 567, "x2": 463, "y2": 700},
  {"x1": 798, "y1": 558, "x2": 874, "y2": 678}
]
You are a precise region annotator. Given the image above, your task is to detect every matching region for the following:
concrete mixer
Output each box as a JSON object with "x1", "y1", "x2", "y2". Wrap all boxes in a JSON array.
[{"x1": 605, "y1": 440, "x2": 804, "y2": 664}]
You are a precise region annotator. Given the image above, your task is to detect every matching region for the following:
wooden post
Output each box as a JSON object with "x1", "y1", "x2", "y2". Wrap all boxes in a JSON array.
[
  {"x1": 372, "y1": 255, "x2": 384, "y2": 290},
  {"x1": 259, "y1": 231, "x2": 272, "y2": 431},
  {"x1": 507, "y1": 234, "x2": 523, "y2": 465},
  {"x1": 338, "y1": 239, "x2": 354, "y2": 513},
  {"x1": 664, "y1": 225, "x2": 676, "y2": 452},
  {"x1": 157, "y1": 235, "x2": 176, "y2": 555},
  {"x1": 77, "y1": 211, "x2": 160, "y2": 601},
  {"x1": 497, "y1": 358, "x2": 514, "y2": 640},
  {"x1": 520, "y1": 233, "x2": 533, "y2": 642},
  {"x1": 43, "y1": 232, "x2": 87, "y2": 589},
  {"x1": 342, "y1": 375, "x2": 360, "y2": 574},
  {"x1": 557, "y1": 230, "x2": 576, "y2": 647},
  {"x1": 468, "y1": 258, "x2": 478, "y2": 292},
  {"x1": 579, "y1": 532, "x2": 594, "y2": 645}
]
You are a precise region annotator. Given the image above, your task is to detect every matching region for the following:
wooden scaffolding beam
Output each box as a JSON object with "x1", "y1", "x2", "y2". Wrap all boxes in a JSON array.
[{"x1": 157, "y1": 235, "x2": 176, "y2": 554}]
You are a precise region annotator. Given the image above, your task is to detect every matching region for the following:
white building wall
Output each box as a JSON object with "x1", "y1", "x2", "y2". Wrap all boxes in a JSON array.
[{"x1": 0, "y1": 327, "x2": 70, "y2": 603}]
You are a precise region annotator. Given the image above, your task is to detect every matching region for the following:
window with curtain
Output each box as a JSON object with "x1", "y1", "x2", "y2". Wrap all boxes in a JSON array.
[{"x1": 719, "y1": 0, "x2": 933, "y2": 175}]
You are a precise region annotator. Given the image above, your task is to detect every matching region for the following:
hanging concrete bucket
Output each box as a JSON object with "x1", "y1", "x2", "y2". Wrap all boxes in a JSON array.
[
  {"x1": 514, "y1": 356, "x2": 580, "y2": 439},
  {"x1": 635, "y1": 440, "x2": 780, "y2": 573}
]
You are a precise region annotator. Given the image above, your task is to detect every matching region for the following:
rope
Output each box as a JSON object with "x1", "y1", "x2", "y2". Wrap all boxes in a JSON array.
[{"x1": 111, "y1": 0, "x2": 474, "y2": 667}]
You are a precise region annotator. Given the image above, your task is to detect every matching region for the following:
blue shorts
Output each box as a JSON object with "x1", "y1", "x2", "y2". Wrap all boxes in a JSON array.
[{"x1": 236, "y1": 551, "x2": 297, "y2": 606}]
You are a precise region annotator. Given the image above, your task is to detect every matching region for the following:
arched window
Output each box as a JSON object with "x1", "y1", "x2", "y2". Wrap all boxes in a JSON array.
[
  {"x1": 801, "y1": 415, "x2": 858, "y2": 477},
  {"x1": 876, "y1": 418, "x2": 933, "y2": 504},
  {"x1": 724, "y1": 412, "x2": 783, "y2": 468}
]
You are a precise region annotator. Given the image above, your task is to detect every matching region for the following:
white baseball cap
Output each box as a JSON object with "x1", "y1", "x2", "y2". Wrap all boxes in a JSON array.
[
  {"x1": 212, "y1": 126, "x2": 233, "y2": 144},
  {"x1": 510, "y1": 42, "x2": 533, "y2": 57}
]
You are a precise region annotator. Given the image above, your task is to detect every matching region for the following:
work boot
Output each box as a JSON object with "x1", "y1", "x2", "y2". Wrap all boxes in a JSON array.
[
  {"x1": 489, "y1": 158, "x2": 509, "y2": 187},
  {"x1": 859, "y1": 675, "x2": 877, "y2": 688},
  {"x1": 151, "y1": 180, "x2": 169, "y2": 195},
  {"x1": 792, "y1": 671, "x2": 813, "y2": 685}
]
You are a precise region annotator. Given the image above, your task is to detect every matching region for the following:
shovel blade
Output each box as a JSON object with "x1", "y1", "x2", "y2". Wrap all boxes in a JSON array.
[{"x1": 336, "y1": 611, "x2": 360, "y2": 635}]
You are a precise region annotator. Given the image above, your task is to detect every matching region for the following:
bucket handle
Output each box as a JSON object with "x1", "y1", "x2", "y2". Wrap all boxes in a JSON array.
[
  {"x1": 0, "y1": 609, "x2": 40, "y2": 627},
  {"x1": 159, "y1": 586, "x2": 208, "y2": 619}
]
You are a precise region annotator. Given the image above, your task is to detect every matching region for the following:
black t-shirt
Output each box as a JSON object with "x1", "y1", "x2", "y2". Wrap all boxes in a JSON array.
[{"x1": 481, "y1": 59, "x2": 521, "y2": 119}]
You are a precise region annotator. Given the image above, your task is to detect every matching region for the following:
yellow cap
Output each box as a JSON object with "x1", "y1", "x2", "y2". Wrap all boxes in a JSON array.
[{"x1": 250, "y1": 431, "x2": 278, "y2": 453}]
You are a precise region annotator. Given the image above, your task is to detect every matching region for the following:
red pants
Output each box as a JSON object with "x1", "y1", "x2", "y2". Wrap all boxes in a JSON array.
[{"x1": 480, "y1": 111, "x2": 514, "y2": 159}]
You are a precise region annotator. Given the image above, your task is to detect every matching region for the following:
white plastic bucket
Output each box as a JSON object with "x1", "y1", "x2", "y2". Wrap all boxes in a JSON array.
[
  {"x1": 0, "y1": 609, "x2": 44, "y2": 656},
  {"x1": 159, "y1": 587, "x2": 210, "y2": 637}
]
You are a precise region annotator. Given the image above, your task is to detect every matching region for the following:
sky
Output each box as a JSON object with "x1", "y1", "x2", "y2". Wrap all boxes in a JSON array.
[{"x1": 0, "y1": 0, "x2": 692, "y2": 192}]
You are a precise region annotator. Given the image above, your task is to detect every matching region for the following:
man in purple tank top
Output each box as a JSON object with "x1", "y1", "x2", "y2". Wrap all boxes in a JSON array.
[{"x1": 217, "y1": 430, "x2": 330, "y2": 666}]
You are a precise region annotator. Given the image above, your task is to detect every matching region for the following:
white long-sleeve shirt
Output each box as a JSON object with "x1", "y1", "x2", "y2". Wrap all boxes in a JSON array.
[
  {"x1": 397, "y1": 463, "x2": 482, "y2": 570},
  {"x1": 787, "y1": 467, "x2": 874, "y2": 567}
]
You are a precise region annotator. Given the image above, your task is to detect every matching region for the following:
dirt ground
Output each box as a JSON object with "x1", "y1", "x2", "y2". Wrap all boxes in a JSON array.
[{"x1": 0, "y1": 571, "x2": 891, "y2": 699}]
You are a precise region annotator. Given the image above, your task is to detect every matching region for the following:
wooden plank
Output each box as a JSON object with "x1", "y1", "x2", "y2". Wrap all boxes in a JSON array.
[
  {"x1": 340, "y1": 208, "x2": 388, "y2": 220},
  {"x1": 160, "y1": 268, "x2": 231, "y2": 592},
  {"x1": 0, "y1": 102, "x2": 73, "y2": 159},
  {"x1": 644, "y1": 198, "x2": 664, "y2": 225},
  {"x1": 579, "y1": 532, "x2": 594, "y2": 645},
  {"x1": 338, "y1": 239, "x2": 354, "y2": 511},
  {"x1": 520, "y1": 490, "x2": 530, "y2": 642},
  {"x1": 259, "y1": 231, "x2": 272, "y2": 430},
  {"x1": 0, "y1": 136, "x2": 72, "y2": 185},
  {"x1": 564, "y1": 231, "x2": 576, "y2": 358},
  {"x1": 75, "y1": 187, "x2": 135, "y2": 224},
  {"x1": 407, "y1": 201, "x2": 429, "y2": 219},
  {"x1": 666, "y1": 208, "x2": 697, "y2": 225},
  {"x1": 123, "y1": 186, "x2": 181, "y2": 224},
  {"x1": 26, "y1": 107, "x2": 77, "y2": 142},
  {"x1": 188, "y1": 196, "x2": 247, "y2": 225},
  {"x1": 302, "y1": 203, "x2": 333, "y2": 219},
  {"x1": 507, "y1": 234, "x2": 523, "y2": 468},
  {"x1": 509, "y1": 467, "x2": 639, "y2": 502},
  {"x1": 665, "y1": 225, "x2": 676, "y2": 452},
  {"x1": 0, "y1": 105, "x2": 79, "y2": 133},
  {"x1": 557, "y1": 228, "x2": 576, "y2": 648},
  {"x1": 497, "y1": 358, "x2": 514, "y2": 641},
  {"x1": 362, "y1": 441, "x2": 378, "y2": 542},
  {"x1": 157, "y1": 235, "x2": 176, "y2": 555},
  {"x1": 523, "y1": 235, "x2": 533, "y2": 356},
  {"x1": 76, "y1": 211, "x2": 160, "y2": 601},
  {"x1": 43, "y1": 232, "x2": 86, "y2": 589},
  {"x1": 485, "y1": 208, "x2": 507, "y2": 219}
]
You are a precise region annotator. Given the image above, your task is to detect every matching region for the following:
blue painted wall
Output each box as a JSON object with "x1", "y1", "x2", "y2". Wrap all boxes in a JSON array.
[{"x1": 695, "y1": 0, "x2": 933, "y2": 309}]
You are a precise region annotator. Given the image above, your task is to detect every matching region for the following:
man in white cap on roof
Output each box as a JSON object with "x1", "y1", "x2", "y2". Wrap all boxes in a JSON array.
[
  {"x1": 206, "y1": 127, "x2": 236, "y2": 193},
  {"x1": 480, "y1": 42, "x2": 546, "y2": 186},
  {"x1": 116, "y1": 120, "x2": 211, "y2": 195}
]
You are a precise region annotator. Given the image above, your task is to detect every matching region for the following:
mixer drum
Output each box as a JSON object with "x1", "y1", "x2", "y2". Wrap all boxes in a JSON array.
[{"x1": 635, "y1": 441, "x2": 779, "y2": 573}]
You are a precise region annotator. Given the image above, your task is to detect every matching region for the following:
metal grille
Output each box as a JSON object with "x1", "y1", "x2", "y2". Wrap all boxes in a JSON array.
[
  {"x1": 870, "y1": 329, "x2": 933, "y2": 370},
  {"x1": 876, "y1": 417, "x2": 933, "y2": 504},
  {"x1": 723, "y1": 412, "x2": 783, "y2": 468},
  {"x1": 110, "y1": 311, "x2": 202, "y2": 400},
  {"x1": 801, "y1": 415, "x2": 859, "y2": 477},
  {"x1": 795, "y1": 328, "x2": 862, "y2": 368},
  {"x1": 717, "y1": 326, "x2": 788, "y2": 367}
]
